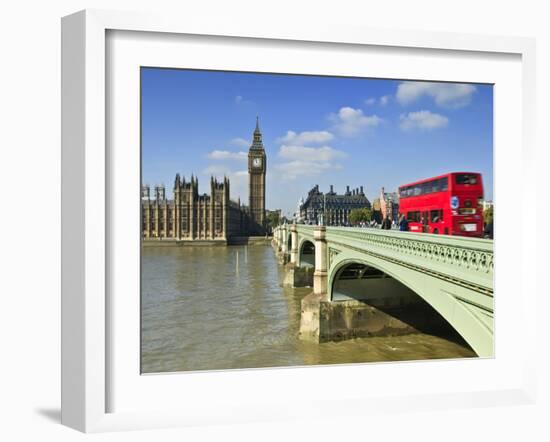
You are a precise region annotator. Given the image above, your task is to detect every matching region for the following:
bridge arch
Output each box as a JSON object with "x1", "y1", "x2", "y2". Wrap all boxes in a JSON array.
[
  {"x1": 328, "y1": 252, "x2": 493, "y2": 357},
  {"x1": 297, "y1": 237, "x2": 315, "y2": 268},
  {"x1": 287, "y1": 232, "x2": 292, "y2": 254}
]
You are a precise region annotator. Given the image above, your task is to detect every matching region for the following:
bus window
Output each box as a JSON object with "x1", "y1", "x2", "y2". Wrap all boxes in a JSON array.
[
  {"x1": 412, "y1": 178, "x2": 449, "y2": 195},
  {"x1": 455, "y1": 173, "x2": 478, "y2": 185},
  {"x1": 430, "y1": 209, "x2": 443, "y2": 222},
  {"x1": 429, "y1": 180, "x2": 439, "y2": 193},
  {"x1": 407, "y1": 211, "x2": 421, "y2": 222}
]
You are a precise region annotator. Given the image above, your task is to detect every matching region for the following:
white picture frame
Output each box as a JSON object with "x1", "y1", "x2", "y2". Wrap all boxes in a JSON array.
[{"x1": 61, "y1": 9, "x2": 538, "y2": 433}]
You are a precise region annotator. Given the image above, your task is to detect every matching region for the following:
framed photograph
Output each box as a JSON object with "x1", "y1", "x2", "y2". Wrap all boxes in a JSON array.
[{"x1": 61, "y1": 9, "x2": 537, "y2": 433}]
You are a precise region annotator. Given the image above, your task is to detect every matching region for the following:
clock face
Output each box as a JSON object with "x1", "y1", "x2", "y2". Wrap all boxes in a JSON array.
[{"x1": 252, "y1": 157, "x2": 262, "y2": 168}]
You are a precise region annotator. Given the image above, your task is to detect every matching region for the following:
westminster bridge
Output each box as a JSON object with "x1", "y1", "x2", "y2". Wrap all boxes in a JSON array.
[{"x1": 272, "y1": 223, "x2": 494, "y2": 357}]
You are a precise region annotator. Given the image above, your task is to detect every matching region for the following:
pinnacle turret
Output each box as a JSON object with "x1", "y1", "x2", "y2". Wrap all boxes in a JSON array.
[{"x1": 250, "y1": 116, "x2": 264, "y2": 150}]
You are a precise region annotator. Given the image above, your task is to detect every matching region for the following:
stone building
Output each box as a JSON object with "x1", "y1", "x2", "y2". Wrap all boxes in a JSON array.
[
  {"x1": 247, "y1": 117, "x2": 267, "y2": 235},
  {"x1": 294, "y1": 197, "x2": 305, "y2": 223},
  {"x1": 299, "y1": 184, "x2": 371, "y2": 226},
  {"x1": 141, "y1": 118, "x2": 266, "y2": 241},
  {"x1": 141, "y1": 176, "x2": 250, "y2": 241},
  {"x1": 373, "y1": 187, "x2": 400, "y2": 223},
  {"x1": 379, "y1": 187, "x2": 400, "y2": 221},
  {"x1": 372, "y1": 198, "x2": 382, "y2": 223}
]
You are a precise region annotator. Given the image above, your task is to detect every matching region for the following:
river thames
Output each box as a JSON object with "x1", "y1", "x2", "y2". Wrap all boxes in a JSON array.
[{"x1": 141, "y1": 243, "x2": 475, "y2": 373}]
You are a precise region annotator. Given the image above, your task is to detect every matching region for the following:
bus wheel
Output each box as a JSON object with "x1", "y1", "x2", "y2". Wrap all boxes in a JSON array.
[{"x1": 433, "y1": 229, "x2": 439, "y2": 234}]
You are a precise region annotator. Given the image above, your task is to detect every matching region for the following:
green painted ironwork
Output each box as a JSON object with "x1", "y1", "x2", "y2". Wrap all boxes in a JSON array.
[{"x1": 274, "y1": 224, "x2": 494, "y2": 357}]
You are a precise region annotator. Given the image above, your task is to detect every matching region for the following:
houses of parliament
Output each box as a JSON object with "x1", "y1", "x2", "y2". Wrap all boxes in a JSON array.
[{"x1": 141, "y1": 119, "x2": 267, "y2": 242}]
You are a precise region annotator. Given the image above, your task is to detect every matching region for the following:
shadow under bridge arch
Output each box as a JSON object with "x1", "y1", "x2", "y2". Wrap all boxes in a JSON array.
[
  {"x1": 287, "y1": 233, "x2": 292, "y2": 254},
  {"x1": 297, "y1": 238, "x2": 315, "y2": 268},
  {"x1": 329, "y1": 256, "x2": 479, "y2": 355}
]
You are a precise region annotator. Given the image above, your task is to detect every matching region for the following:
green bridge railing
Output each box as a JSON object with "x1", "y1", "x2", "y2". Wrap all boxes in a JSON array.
[{"x1": 292, "y1": 224, "x2": 494, "y2": 295}]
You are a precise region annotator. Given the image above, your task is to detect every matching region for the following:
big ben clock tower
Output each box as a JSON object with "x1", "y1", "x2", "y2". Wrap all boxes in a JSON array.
[{"x1": 248, "y1": 117, "x2": 266, "y2": 234}]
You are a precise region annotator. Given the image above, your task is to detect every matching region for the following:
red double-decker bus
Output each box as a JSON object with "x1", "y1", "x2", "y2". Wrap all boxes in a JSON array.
[{"x1": 398, "y1": 172, "x2": 484, "y2": 237}]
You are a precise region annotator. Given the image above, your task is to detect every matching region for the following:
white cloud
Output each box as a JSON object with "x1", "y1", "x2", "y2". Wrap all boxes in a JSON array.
[
  {"x1": 234, "y1": 95, "x2": 255, "y2": 106},
  {"x1": 207, "y1": 150, "x2": 247, "y2": 161},
  {"x1": 230, "y1": 137, "x2": 250, "y2": 148},
  {"x1": 329, "y1": 107, "x2": 383, "y2": 137},
  {"x1": 203, "y1": 164, "x2": 231, "y2": 176},
  {"x1": 276, "y1": 130, "x2": 334, "y2": 145},
  {"x1": 365, "y1": 96, "x2": 390, "y2": 106},
  {"x1": 204, "y1": 147, "x2": 250, "y2": 200},
  {"x1": 396, "y1": 81, "x2": 476, "y2": 108},
  {"x1": 201, "y1": 166, "x2": 248, "y2": 201},
  {"x1": 227, "y1": 170, "x2": 248, "y2": 201},
  {"x1": 279, "y1": 145, "x2": 346, "y2": 162},
  {"x1": 276, "y1": 144, "x2": 347, "y2": 179},
  {"x1": 275, "y1": 161, "x2": 341, "y2": 180},
  {"x1": 399, "y1": 110, "x2": 449, "y2": 131}
]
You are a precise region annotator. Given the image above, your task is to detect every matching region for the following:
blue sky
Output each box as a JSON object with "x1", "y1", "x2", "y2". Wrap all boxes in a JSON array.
[{"x1": 142, "y1": 68, "x2": 493, "y2": 217}]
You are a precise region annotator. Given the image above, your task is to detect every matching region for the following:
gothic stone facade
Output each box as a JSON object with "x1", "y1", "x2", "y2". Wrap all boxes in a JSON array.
[
  {"x1": 247, "y1": 118, "x2": 267, "y2": 235},
  {"x1": 372, "y1": 187, "x2": 399, "y2": 224},
  {"x1": 141, "y1": 119, "x2": 266, "y2": 240},
  {"x1": 378, "y1": 187, "x2": 400, "y2": 222},
  {"x1": 299, "y1": 184, "x2": 371, "y2": 226},
  {"x1": 142, "y1": 176, "x2": 250, "y2": 240}
]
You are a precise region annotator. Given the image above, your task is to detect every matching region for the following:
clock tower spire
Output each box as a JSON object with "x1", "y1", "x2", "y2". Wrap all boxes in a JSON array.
[{"x1": 248, "y1": 117, "x2": 266, "y2": 234}]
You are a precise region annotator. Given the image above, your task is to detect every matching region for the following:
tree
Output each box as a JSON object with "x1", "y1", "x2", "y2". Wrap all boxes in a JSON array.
[
  {"x1": 265, "y1": 211, "x2": 280, "y2": 229},
  {"x1": 349, "y1": 207, "x2": 373, "y2": 225}
]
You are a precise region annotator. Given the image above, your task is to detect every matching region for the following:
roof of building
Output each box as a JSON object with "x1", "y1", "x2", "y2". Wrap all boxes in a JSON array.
[
  {"x1": 301, "y1": 185, "x2": 371, "y2": 210},
  {"x1": 383, "y1": 192, "x2": 399, "y2": 202},
  {"x1": 250, "y1": 116, "x2": 264, "y2": 151}
]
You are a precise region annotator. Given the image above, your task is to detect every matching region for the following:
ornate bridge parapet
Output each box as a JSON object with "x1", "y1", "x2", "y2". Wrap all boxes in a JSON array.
[
  {"x1": 273, "y1": 223, "x2": 291, "y2": 265},
  {"x1": 305, "y1": 225, "x2": 494, "y2": 296},
  {"x1": 275, "y1": 224, "x2": 494, "y2": 357}
]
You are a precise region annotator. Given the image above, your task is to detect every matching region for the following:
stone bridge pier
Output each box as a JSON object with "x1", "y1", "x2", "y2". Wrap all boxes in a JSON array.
[
  {"x1": 298, "y1": 225, "x2": 333, "y2": 342},
  {"x1": 273, "y1": 224, "x2": 494, "y2": 357},
  {"x1": 282, "y1": 223, "x2": 315, "y2": 287},
  {"x1": 275, "y1": 223, "x2": 290, "y2": 265}
]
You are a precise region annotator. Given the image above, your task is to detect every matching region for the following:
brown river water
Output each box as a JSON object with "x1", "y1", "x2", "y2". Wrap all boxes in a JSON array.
[{"x1": 141, "y1": 244, "x2": 475, "y2": 373}]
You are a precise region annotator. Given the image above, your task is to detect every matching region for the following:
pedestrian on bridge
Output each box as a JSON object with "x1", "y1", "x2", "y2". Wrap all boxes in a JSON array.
[{"x1": 398, "y1": 214, "x2": 409, "y2": 232}]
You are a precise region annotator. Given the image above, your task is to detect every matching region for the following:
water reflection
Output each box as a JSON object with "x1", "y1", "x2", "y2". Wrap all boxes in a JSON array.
[{"x1": 141, "y1": 244, "x2": 475, "y2": 373}]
